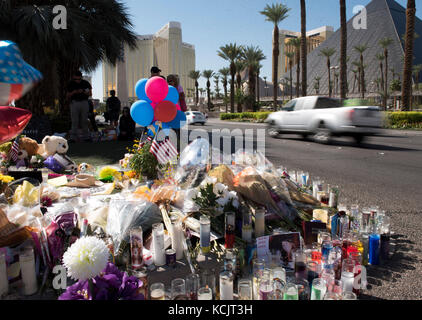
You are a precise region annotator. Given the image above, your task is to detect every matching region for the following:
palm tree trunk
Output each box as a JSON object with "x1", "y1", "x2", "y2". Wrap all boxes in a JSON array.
[
  {"x1": 230, "y1": 62, "x2": 236, "y2": 113},
  {"x1": 296, "y1": 49, "x2": 301, "y2": 98},
  {"x1": 195, "y1": 81, "x2": 199, "y2": 107},
  {"x1": 383, "y1": 49, "x2": 389, "y2": 110},
  {"x1": 256, "y1": 70, "x2": 260, "y2": 106},
  {"x1": 248, "y1": 67, "x2": 256, "y2": 112},
  {"x1": 353, "y1": 75, "x2": 356, "y2": 93},
  {"x1": 273, "y1": 25, "x2": 280, "y2": 108},
  {"x1": 237, "y1": 74, "x2": 242, "y2": 113},
  {"x1": 301, "y1": 0, "x2": 307, "y2": 97},
  {"x1": 207, "y1": 80, "x2": 211, "y2": 111},
  {"x1": 224, "y1": 80, "x2": 228, "y2": 113},
  {"x1": 401, "y1": 0, "x2": 416, "y2": 110},
  {"x1": 327, "y1": 59, "x2": 332, "y2": 97},
  {"x1": 360, "y1": 54, "x2": 365, "y2": 99},
  {"x1": 340, "y1": 0, "x2": 347, "y2": 99},
  {"x1": 379, "y1": 62, "x2": 384, "y2": 91},
  {"x1": 289, "y1": 63, "x2": 293, "y2": 100}
]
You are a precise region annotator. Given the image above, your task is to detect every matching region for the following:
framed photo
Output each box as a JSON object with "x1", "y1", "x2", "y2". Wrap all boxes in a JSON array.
[{"x1": 257, "y1": 232, "x2": 301, "y2": 268}]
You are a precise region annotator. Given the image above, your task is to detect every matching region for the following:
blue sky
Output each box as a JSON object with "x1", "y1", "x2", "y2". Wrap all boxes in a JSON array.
[{"x1": 91, "y1": 0, "x2": 416, "y2": 100}]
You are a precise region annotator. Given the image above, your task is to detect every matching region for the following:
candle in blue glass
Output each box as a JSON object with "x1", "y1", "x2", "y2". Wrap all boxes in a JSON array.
[{"x1": 369, "y1": 234, "x2": 380, "y2": 265}]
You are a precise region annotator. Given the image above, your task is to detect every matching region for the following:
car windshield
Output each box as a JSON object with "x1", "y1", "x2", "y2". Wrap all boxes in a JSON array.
[{"x1": 282, "y1": 100, "x2": 296, "y2": 111}]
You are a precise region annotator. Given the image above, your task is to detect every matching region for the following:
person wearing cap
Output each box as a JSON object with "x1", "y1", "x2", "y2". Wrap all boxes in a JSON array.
[
  {"x1": 66, "y1": 71, "x2": 92, "y2": 143},
  {"x1": 106, "y1": 90, "x2": 121, "y2": 127},
  {"x1": 150, "y1": 66, "x2": 166, "y2": 80}
]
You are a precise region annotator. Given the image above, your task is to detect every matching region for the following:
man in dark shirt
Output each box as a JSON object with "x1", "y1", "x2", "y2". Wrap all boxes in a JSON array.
[
  {"x1": 66, "y1": 71, "x2": 92, "y2": 142},
  {"x1": 106, "y1": 90, "x2": 121, "y2": 127}
]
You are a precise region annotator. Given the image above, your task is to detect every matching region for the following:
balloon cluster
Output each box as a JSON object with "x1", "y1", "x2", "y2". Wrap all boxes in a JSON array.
[{"x1": 131, "y1": 77, "x2": 187, "y2": 134}]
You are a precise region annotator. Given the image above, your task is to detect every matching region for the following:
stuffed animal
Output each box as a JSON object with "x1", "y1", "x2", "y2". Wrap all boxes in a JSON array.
[
  {"x1": 14, "y1": 137, "x2": 39, "y2": 168},
  {"x1": 41, "y1": 136, "x2": 69, "y2": 158},
  {"x1": 78, "y1": 163, "x2": 95, "y2": 174}
]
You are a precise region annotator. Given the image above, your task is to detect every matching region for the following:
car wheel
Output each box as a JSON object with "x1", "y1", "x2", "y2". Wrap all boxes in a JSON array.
[
  {"x1": 267, "y1": 124, "x2": 281, "y2": 138},
  {"x1": 313, "y1": 123, "x2": 332, "y2": 144},
  {"x1": 353, "y1": 134, "x2": 366, "y2": 144}
]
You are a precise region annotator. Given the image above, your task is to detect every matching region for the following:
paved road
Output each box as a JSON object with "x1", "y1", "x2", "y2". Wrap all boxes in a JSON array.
[{"x1": 195, "y1": 118, "x2": 422, "y2": 300}]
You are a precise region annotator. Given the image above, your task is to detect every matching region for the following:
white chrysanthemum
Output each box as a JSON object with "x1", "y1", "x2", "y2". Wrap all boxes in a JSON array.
[
  {"x1": 200, "y1": 176, "x2": 217, "y2": 187},
  {"x1": 213, "y1": 183, "x2": 227, "y2": 195},
  {"x1": 227, "y1": 191, "x2": 239, "y2": 208},
  {"x1": 62, "y1": 236, "x2": 109, "y2": 281},
  {"x1": 185, "y1": 188, "x2": 199, "y2": 201}
]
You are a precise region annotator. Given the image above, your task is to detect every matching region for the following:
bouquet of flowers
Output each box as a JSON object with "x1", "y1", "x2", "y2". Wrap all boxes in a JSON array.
[{"x1": 59, "y1": 236, "x2": 144, "y2": 300}]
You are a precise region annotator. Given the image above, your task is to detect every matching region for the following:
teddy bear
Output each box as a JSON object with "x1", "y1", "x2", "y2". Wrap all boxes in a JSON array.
[
  {"x1": 15, "y1": 137, "x2": 39, "y2": 168},
  {"x1": 41, "y1": 135, "x2": 69, "y2": 158}
]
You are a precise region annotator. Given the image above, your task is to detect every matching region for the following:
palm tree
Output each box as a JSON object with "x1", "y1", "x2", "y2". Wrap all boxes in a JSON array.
[
  {"x1": 213, "y1": 74, "x2": 220, "y2": 99},
  {"x1": 379, "y1": 37, "x2": 393, "y2": 110},
  {"x1": 354, "y1": 45, "x2": 369, "y2": 99},
  {"x1": 234, "y1": 59, "x2": 245, "y2": 112},
  {"x1": 288, "y1": 38, "x2": 301, "y2": 98},
  {"x1": 256, "y1": 63, "x2": 263, "y2": 105},
  {"x1": 340, "y1": 0, "x2": 348, "y2": 99},
  {"x1": 189, "y1": 70, "x2": 201, "y2": 107},
  {"x1": 217, "y1": 43, "x2": 242, "y2": 113},
  {"x1": 219, "y1": 67, "x2": 230, "y2": 112},
  {"x1": 241, "y1": 45, "x2": 266, "y2": 111},
  {"x1": 202, "y1": 70, "x2": 215, "y2": 111},
  {"x1": 352, "y1": 61, "x2": 362, "y2": 93},
  {"x1": 300, "y1": 0, "x2": 307, "y2": 97},
  {"x1": 402, "y1": 0, "x2": 416, "y2": 110},
  {"x1": 285, "y1": 52, "x2": 295, "y2": 100},
  {"x1": 351, "y1": 69, "x2": 359, "y2": 93},
  {"x1": 260, "y1": 3, "x2": 291, "y2": 108},
  {"x1": 1, "y1": 0, "x2": 137, "y2": 115},
  {"x1": 376, "y1": 53, "x2": 385, "y2": 90},
  {"x1": 314, "y1": 77, "x2": 321, "y2": 95},
  {"x1": 412, "y1": 64, "x2": 422, "y2": 91},
  {"x1": 319, "y1": 48, "x2": 336, "y2": 97}
]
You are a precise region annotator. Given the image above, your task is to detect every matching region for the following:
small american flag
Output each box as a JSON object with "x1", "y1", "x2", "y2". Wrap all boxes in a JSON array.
[
  {"x1": 150, "y1": 137, "x2": 178, "y2": 165},
  {"x1": 138, "y1": 135, "x2": 153, "y2": 150},
  {"x1": 9, "y1": 138, "x2": 20, "y2": 162}
]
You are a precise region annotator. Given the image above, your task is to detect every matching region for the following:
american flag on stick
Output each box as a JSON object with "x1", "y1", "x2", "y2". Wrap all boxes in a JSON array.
[
  {"x1": 9, "y1": 138, "x2": 20, "y2": 162},
  {"x1": 150, "y1": 137, "x2": 178, "y2": 165},
  {"x1": 138, "y1": 135, "x2": 152, "y2": 150}
]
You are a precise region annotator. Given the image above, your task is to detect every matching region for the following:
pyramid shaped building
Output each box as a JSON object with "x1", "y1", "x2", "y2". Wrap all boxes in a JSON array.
[{"x1": 284, "y1": 0, "x2": 422, "y2": 96}]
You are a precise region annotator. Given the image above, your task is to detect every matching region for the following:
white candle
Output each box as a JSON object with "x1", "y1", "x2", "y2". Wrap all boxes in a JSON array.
[
  {"x1": 200, "y1": 215, "x2": 211, "y2": 254},
  {"x1": 198, "y1": 287, "x2": 213, "y2": 300},
  {"x1": 255, "y1": 209, "x2": 265, "y2": 238},
  {"x1": 19, "y1": 248, "x2": 38, "y2": 296},
  {"x1": 219, "y1": 271, "x2": 233, "y2": 300},
  {"x1": 171, "y1": 221, "x2": 184, "y2": 260},
  {"x1": 152, "y1": 223, "x2": 166, "y2": 266},
  {"x1": 150, "y1": 288, "x2": 165, "y2": 300},
  {"x1": 0, "y1": 252, "x2": 8, "y2": 297},
  {"x1": 242, "y1": 226, "x2": 252, "y2": 243}
]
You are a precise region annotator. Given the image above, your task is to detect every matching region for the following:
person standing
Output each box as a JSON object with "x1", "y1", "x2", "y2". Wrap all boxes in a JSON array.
[
  {"x1": 167, "y1": 74, "x2": 187, "y2": 112},
  {"x1": 88, "y1": 99, "x2": 98, "y2": 132},
  {"x1": 106, "y1": 90, "x2": 121, "y2": 127},
  {"x1": 150, "y1": 66, "x2": 166, "y2": 80},
  {"x1": 67, "y1": 71, "x2": 92, "y2": 143},
  {"x1": 118, "y1": 107, "x2": 136, "y2": 141}
]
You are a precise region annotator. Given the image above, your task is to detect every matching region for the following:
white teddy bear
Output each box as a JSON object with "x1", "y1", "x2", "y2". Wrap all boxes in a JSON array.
[{"x1": 41, "y1": 135, "x2": 69, "y2": 158}]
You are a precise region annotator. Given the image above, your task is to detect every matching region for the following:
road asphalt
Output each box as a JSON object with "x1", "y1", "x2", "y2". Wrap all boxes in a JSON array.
[{"x1": 195, "y1": 118, "x2": 422, "y2": 300}]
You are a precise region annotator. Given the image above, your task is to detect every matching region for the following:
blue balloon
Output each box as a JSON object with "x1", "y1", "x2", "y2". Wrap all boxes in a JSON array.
[
  {"x1": 164, "y1": 110, "x2": 187, "y2": 129},
  {"x1": 130, "y1": 100, "x2": 154, "y2": 127},
  {"x1": 135, "y1": 79, "x2": 152, "y2": 103},
  {"x1": 164, "y1": 85, "x2": 179, "y2": 104}
]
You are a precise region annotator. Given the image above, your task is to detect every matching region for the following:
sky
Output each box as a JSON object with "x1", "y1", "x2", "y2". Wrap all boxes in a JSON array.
[{"x1": 90, "y1": 0, "x2": 417, "y2": 100}]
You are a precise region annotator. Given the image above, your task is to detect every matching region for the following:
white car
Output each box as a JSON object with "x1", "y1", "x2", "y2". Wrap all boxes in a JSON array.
[
  {"x1": 265, "y1": 96, "x2": 383, "y2": 144},
  {"x1": 186, "y1": 111, "x2": 207, "y2": 125}
]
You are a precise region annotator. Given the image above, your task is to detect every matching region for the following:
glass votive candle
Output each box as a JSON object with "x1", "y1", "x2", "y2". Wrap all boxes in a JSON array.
[
  {"x1": 318, "y1": 231, "x2": 331, "y2": 246},
  {"x1": 259, "y1": 270, "x2": 273, "y2": 300},
  {"x1": 238, "y1": 279, "x2": 253, "y2": 300},
  {"x1": 0, "y1": 251, "x2": 8, "y2": 297},
  {"x1": 293, "y1": 278, "x2": 310, "y2": 300},
  {"x1": 186, "y1": 273, "x2": 200, "y2": 300},
  {"x1": 307, "y1": 261, "x2": 321, "y2": 285},
  {"x1": 311, "y1": 278, "x2": 326, "y2": 300},
  {"x1": 200, "y1": 268, "x2": 216, "y2": 298},
  {"x1": 219, "y1": 270, "x2": 234, "y2": 300},
  {"x1": 327, "y1": 279, "x2": 343, "y2": 295},
  {"x1": 283, "y1": 283, "x2": 299, "y2": 300},
  {"x1": 324, "y1": 292, "x2": 342, "y2": 300},
  {"x1": 342, "y1": 291, "x2": 358, "y2": 300},
  {"x1": 198, "y1": 287, "x2": 213, "y2": 300},
  {"x1": 129, "y1": 226, "x2": 144, "y2": 270},
  {"x1": 150, "y1": 282, "x2": 165, "y2": 300},
  {"x1": 293, "y1": 249, "x2": 308, "y2": 280},
  {"x1": 19, "y1": 247, "x2": 38, "y2": 296},
  {"x1": 171, "y1": 278, "x2": 188, "y2": 300}
]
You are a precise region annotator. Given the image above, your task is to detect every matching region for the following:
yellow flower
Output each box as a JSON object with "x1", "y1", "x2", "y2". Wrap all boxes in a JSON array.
[
  {"x1": 0, "y1": 174, "x2": 14, "y2": 184},
  {"x1": 98, "y1": 167, "x2": 118, "y2": 180}
]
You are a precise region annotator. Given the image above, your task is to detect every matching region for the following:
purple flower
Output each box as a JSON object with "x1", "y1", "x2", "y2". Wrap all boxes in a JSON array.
[
  {"x1": 54, "y1": 212, "x2": 77, "y2": 235},
  {"x1": 58, "y1": 280, "x2": 90, "y2": 300},
  {"x1": 118, "y1": 273, "x2": 144, "y2": 300}
]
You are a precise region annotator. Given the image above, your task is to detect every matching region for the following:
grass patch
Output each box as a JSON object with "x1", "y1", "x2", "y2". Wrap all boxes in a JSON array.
[
  {"x1": 220, "y1": 112, "x2": 272, "y2": 122},
  {"x1": 67, "y1": 140, "x2": 133, "y2": 167},
  {"x1": 385, "y1": 112, "x2": 422, "y2": 129}
]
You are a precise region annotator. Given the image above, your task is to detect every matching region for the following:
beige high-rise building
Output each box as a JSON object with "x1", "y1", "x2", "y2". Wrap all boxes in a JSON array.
[
  {"x1": 278, "y1": 26, "x2": 334, "y2": 78},
  {"x1": 103, "y1": 21, "x2": 196, "y2": 104}
]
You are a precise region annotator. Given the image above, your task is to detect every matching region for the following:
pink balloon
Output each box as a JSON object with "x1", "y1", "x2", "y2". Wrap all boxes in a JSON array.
[
  {"x1": 145, "y1": 77, "x2": 169, "y2": 103},
  {"x1": 176, "y1": 104, "x2": 181, "y2": 111},
  {"x1": 151, "y1": 102, "x2": 157, "y2": 109}
]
